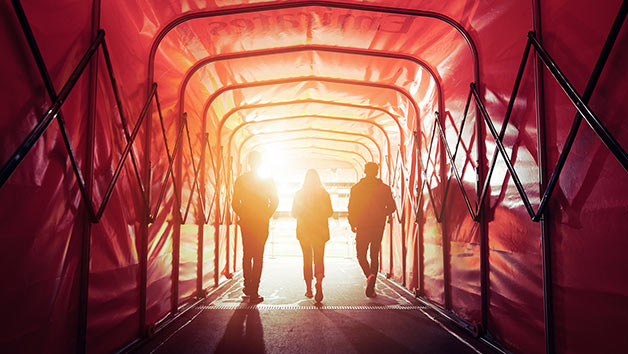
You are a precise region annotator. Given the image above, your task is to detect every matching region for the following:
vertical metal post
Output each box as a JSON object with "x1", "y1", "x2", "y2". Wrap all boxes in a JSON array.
[
  {"x1": 233, "y1": 161, "x2": 241, "y2": 272},
  {"x1": 401, "y1": 174, "x2": 407, "y2": 286},
  {"x1": 477, "y1": 88, "x2": 489, "y2": 333},
  {"x1": 214, "y1": 147, "x2": 222, "y2": 286},
  {"x1": 387, "y1": 154, "x2": 393, "y2": 277},
  {"x1": 140, "y1": 0, "x2": 155, "y2": 338},
  {"x1": 139, "y1": 61, "x2": 151, "y2": 338},
  {"x1": 415, "y1": 131, "x2": 425, "y2": 296},
  {"x1": 224, "y1": 155, "x2": 232, "y2": 277},
  {"x1": 138, "y1": 177, "x2": 149, "y2": 336},
  {"x1": 197, "y1": 133, "x2": 208, "y2": 297},
  {"x1": 172, "y1": 114, "x2": 184, "y2": 313},
  {"x1": 389, "y1": 216, "x2": 393, "y2": 277},
  {"x1": 439, "y1": 113, "x2": 451, "y2": 309},
  {"x1": 137, "y1": 62, "x2": 149, "y2": 340},
  {"x1": 78, "y1": 1, "x2": 100, "y2": 351},
  {"x1": 234, "y1": 223, "x2": 239, "y2": 273},
  {"x1": 532, "y1": 1, "x2": 554, "y2": 353}
]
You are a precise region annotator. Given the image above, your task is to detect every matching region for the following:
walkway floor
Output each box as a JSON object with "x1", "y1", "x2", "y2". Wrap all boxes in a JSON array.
[{"x1": 135, "y1": 257, "x2": 496, "y2": 354}]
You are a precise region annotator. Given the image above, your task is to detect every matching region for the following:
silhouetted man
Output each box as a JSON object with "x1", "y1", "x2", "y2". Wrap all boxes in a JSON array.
[
  {"x1": 347, "y1": 162, "x2": 396, "y2": 297},
  {"x1": 232, "y1": 151, "x2": 278, "y2": 303}
]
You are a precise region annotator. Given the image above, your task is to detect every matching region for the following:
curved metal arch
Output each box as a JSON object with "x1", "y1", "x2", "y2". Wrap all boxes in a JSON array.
[
  {"x1": 148, "y1": 0, "x2": 479, "y2": 94},
  {"x1": 241, "y1": 136, "x2": 375, "y2": 167},
  {"x1": 236, "y1": 127, "x2": 383, "y2": 167},
  {"x1": 289, "y1": 151, "x2": 363, "y2": 181},
  {"x1": 226, "y1": 115, "x2": 392, "y2": 176},
  {"x1": 142, "y1": 0, "x2": 486, "y2": 326},
  {"x1": 243, "y1": 144, "x2": 367, "y2": 181},
  {"x1": 217, "y1": 99, "x2": 405, "y2": 155},
  {"x1": 178, "y1": 45, "x2": 445, "y2": 157},
  {"x1": 251, "y1": 144, "x2": 369, "y2": 165},
  {"x1": 196, "y1": 74, "x2": 423, "y2": 139}
]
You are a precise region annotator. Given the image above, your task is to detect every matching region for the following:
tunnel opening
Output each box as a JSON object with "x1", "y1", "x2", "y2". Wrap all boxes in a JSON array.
[{"x1": 1, "y1": 1, "x2": 628, "y2": 354}]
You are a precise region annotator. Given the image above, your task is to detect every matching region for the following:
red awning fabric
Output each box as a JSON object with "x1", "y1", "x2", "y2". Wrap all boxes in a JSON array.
[{"x1": 1, "y1": 1, "x2": 627, "y2": 353}]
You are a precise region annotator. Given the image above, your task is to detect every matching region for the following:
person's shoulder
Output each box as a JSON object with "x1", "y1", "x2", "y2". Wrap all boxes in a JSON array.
[
  {"x1": 316, "y1": 187, "x2": 331, "y2": 199},
  {"x1": 372, "y1": 178, "x2": 391, "y2": 193},
  {"x1": 352, "y1": 177, "x2": 368, "y2": 187},
  {"x1": 262, "y1": 176, "x2": 277, "y2": 190},
  {"x1": 236, "y1": 172, "x2": 259, "y2": 187}
]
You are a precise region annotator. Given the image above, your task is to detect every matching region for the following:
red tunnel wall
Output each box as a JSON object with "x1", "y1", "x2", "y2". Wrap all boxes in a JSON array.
[
  {"x1": 541, "y1": 2, "x2": 628, "y2": 352},
  {"x1": 1, "y1": 1, "x2": 628, "y2": 354},
  {"x1": 0, "y1": 1, "x2": 92, "y2": 352}
]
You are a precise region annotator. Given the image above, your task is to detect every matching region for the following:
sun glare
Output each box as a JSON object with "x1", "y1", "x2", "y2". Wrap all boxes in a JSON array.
[{"x1": 257, "y1": 149, "x2": 284, "y2": 178}]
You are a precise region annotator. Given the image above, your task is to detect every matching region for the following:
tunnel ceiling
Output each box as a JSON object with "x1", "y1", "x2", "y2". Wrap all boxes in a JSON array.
[{"x1": 104, "y1": 0, "x2": 478, "y2": 172}]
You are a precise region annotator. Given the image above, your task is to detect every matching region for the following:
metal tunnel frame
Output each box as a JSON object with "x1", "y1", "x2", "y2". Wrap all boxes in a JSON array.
[
  {"x1": 22, "y1": 1, "x2": 628, "y2": 354},
  {"x1": 3, "y1": 0, "x2": 627, "y2": 353},
  {"x1": 148, "y1": 2, "x2": 628, "y2": 353},
  {"x1": 227, "y1": 114, "x2": 393, "y2": 177},
  {"x1": 149, "y1": 4, "x2": 481, "y2": 348},
  {"x1": 236, "y1": 130, "x2": 382, "y2": 168}
]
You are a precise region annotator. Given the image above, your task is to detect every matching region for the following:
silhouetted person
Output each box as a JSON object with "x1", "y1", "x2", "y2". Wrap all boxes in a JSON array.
[
  {"x1": 291, "y1": 169, "x2": 333, "y2": 302},
  {"x1": 232, "y1": 151, "x2": 279, "y2": 303},
  {"x1": 347, "y1": 162, "x2": 396, "y2": 297}
]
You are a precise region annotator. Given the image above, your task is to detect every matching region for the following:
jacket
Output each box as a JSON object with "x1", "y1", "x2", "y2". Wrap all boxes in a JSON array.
[
  {"x1": 291, "y1": 187, "x2": 333, "y2": 242},
  {"x1": 231, "y1": 171, "x2": 279, "y2": 234},
  {"x1": 347, "y1": 176, "x2": 396, "y2": 230}
]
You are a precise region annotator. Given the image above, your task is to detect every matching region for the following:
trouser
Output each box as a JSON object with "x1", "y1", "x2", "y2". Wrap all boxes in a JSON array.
[
  {"x1": 241, "y1": 228, "x2": 268, "y2": 295},
  {"x1": 355, "y1": 227, "x2": 384, "y2": 278},
  {"x1": 298, "y1": 238, "x2": 326, "y2": 281}
]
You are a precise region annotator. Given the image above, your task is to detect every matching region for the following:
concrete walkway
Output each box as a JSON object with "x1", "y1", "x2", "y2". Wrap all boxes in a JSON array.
[{"x1": 135, "y1": 257, "x2": 496, "y2": 354}]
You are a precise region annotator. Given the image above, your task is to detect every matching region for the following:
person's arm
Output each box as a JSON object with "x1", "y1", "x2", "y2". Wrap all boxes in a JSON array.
[
  {"x1": 347, "y1": 186, "x2": 357, "y2": 232},
  {"x1": 267, "y1": 179, "x2": 279, "y2": 217},
  {"x1": 324, "y1": 191, "x2": 333, "y2": 218},
  {"x1": 385, "y1": 185, "x2": 397, "y2": 217},
  {"x1": 291, "y1": 190, "x2": 301, "y2": 219}
]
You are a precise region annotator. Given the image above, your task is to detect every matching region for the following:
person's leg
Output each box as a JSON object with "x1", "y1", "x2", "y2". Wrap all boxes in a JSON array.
[
  {"x1": 313, "y1": 241, "x2": 326, "y2": 302},
  {"x1": 369, "y1": 232, "x2": 383, "y2": 276},
  {"x1": 365, "y1": 228, "x2": 384, "y2": 297},
  {"x1": 313, "y1": 241, "x2": 325, "y2": 279},
  {"x1": 355, "y1": 231, "x2": 371, "y2": 278},
  {"x1": 241, "y1": 231, "x2": 253, "y2": 295},
  {"x1": 298, "y1": 238, "x2": 314, "y2": 297},
  {"x1": 250, "y1": 234, "x2": 267, "y2": 296},
  {"x1": 298, "y1": 238, "x2": 314, "y2": 282}
]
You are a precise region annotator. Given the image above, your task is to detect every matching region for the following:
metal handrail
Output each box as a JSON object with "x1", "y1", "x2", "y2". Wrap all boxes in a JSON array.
[{"x1": 421, "y1": 25, "x2": 628, "y2": 223}]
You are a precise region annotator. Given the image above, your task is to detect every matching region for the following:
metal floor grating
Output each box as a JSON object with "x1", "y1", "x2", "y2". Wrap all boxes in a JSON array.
[{"x1": 196, "y1": 304, "x2": 428, "y2": 310}]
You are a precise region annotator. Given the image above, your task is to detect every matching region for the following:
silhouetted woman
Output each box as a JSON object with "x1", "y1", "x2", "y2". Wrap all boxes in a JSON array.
[{"x1": 291, "y1": 169, "x2": 333, "y2": 302}]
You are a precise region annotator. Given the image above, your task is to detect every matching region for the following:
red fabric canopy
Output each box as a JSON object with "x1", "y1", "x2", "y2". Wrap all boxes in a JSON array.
[{"x1": 1, "y1": 1, "x2": 627, "y2": 353}]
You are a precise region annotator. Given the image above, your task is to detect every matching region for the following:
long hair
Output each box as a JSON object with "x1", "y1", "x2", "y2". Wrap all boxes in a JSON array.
[{"x1": 302, "y1": 169, "x2": 324, "y2": 191}]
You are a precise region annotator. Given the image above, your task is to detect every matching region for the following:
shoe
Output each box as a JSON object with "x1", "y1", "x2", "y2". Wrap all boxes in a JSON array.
[
  {"x1": 315, "y1": 282, "x2": 323, "y2": 302},
  {"x1": 249, "y1": 295, "x2": 264, "y2": 304},
  {"x1": 242, "y1": 285, "x2": 251, "y2": 296},
  {"x1": 366, "y1": 274, "x2": 376, "y2": 298},
  {"x1": 305, "y1": 288, "x2": 313, "y2": 298}
]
